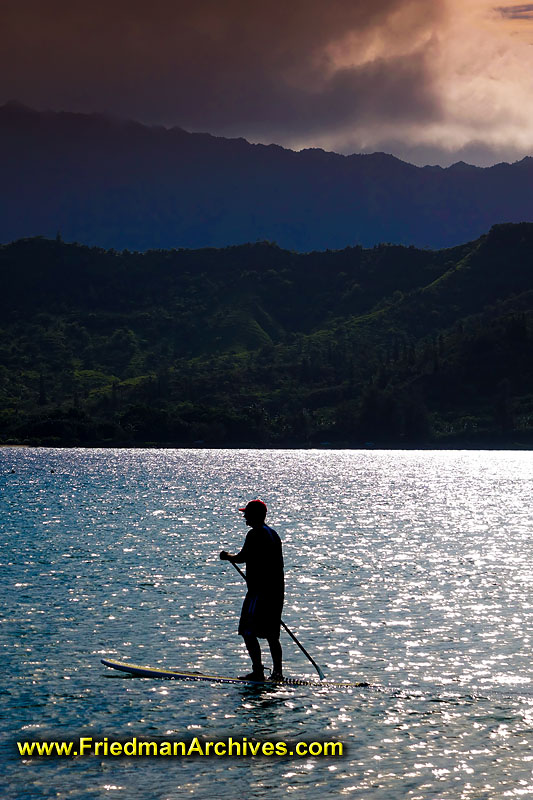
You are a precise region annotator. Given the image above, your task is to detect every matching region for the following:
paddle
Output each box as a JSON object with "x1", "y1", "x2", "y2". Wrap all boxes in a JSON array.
[{"x1": 226, "y1": 559, "x2": 325, "y2": 680}]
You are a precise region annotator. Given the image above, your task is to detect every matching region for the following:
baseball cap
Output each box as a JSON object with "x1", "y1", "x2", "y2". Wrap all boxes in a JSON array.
[{"x1": 238, "y1": 499, "x2": 267, "y2": 514}]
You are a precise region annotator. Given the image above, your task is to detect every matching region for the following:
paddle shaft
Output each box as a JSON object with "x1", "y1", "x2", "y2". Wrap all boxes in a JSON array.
[{"x1": 227, "y1": 559, "x2": 325, "y2": 680}]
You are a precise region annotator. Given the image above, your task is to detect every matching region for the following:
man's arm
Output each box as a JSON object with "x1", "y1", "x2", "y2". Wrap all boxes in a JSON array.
[
  {"x1": 220, "y1": 533, "x2": 249, "y2": 564},
  {"x1": 219, "y1": 548, "x2": 245, "y2": 563}
]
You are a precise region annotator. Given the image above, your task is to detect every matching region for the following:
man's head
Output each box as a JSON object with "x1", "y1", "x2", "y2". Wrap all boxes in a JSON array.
[{"x1": 239, "y1": 499, "x2": 267, "y2": 526}]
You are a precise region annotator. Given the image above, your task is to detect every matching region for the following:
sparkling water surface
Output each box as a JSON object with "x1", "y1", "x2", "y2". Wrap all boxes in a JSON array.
[{"x1": 1, "y1": 447, "x2": 532, "y2": 799}]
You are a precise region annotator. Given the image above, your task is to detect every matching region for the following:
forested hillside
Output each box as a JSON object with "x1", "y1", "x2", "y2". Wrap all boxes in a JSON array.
[{"x1": 1, "y1": 223, "x2": 532, "y2": 447}]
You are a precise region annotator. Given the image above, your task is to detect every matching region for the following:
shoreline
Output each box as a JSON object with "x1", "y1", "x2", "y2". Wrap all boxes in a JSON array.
[{"x1": 1, "y1": 441, "x2": 532, "y2": 451}]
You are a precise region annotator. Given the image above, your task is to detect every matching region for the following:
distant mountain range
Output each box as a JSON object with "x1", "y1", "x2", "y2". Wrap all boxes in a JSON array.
[{"x1": 1, "y1": 102, "x2": 533, "y2": 252}]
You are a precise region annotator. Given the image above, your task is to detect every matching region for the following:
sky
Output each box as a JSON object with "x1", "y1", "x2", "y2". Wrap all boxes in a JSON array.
[{"x1": 2, "y1": 0, "x2": 533, "y2": 166}]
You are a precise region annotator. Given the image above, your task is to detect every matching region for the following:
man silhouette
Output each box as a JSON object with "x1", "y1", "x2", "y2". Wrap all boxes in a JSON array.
[{"x1": 220, "y1": 499, "x2": 284, "y2": 681}]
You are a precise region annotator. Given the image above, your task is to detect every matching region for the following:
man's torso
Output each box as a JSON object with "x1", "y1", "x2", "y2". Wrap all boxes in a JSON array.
[{"x1": 242, "y1": 524, "x2": 284, "y2": 597}]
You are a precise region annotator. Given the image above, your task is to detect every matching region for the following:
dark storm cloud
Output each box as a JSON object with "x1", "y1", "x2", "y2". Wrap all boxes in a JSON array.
[
  {"x1": 497, "y1": 4, "x2": 533, "y2": 19},
  {"x1": 0, "y1": 0, "x2": 444, "y2": 139}
]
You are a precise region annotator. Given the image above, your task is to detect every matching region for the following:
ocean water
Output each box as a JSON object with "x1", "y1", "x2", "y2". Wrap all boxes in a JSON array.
[{"x1": 1, "y1": 447, "x2": 532, "y2": 800}]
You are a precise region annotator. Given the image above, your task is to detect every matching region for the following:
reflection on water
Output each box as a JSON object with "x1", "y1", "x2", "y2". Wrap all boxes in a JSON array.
[{"x1": 1, "y1": 447, "x2": 532, "y2": 799}]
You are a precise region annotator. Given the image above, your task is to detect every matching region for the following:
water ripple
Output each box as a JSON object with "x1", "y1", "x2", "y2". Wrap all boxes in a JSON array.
[{"x1": 1, "y1": 448, "x2": 532, "y2": 799}]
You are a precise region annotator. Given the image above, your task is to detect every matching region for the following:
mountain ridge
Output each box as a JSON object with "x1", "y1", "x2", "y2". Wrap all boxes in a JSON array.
[
  {"x1": 2, "y1": 103, "x2": 533, "y2": 252},
  {"x1": 3, "y1": 101, "x2": 531, "y2": 171}
]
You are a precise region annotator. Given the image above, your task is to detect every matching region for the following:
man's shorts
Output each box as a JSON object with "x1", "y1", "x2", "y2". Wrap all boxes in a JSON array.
[{"x1": 238, "y1": 591, "x2": 283, "y2": 639}]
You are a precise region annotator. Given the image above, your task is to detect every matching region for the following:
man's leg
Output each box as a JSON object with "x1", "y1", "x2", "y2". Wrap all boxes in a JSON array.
[
  {"x1": 267, "y1": 636, "x2": 283, "y2": 678},
  {"x1": 242, "y1": 635, "x2": 264, "y2": 677}
]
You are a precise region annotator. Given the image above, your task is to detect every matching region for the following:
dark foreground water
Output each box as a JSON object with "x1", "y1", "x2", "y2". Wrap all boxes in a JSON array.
[{"x1": 1, "y1": 447, "x2": 532, "y2": 799}]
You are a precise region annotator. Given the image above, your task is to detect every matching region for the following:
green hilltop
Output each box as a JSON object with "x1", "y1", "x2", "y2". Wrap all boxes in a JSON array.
[{"x1": 1, "y1": 222, "x2": 532, "y2": 448}]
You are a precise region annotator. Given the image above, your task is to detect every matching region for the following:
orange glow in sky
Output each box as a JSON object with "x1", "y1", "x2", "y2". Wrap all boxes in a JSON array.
[
  {"x1": 2, "y1": 0, "x2": 533, "y2": 165},
  {"x1": 289, "y1": 0, "x2": 533, "y2": 164}
]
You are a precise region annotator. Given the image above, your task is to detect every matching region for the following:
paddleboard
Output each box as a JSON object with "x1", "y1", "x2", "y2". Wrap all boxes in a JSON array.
[{"x1": 101, "y1": 658, "x2": 367, "y2": 688}]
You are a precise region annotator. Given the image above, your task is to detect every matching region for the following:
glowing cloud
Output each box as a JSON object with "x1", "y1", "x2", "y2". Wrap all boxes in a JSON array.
[{"x1": 2, "y1": 0, "x2": 533, "y2": 165}]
